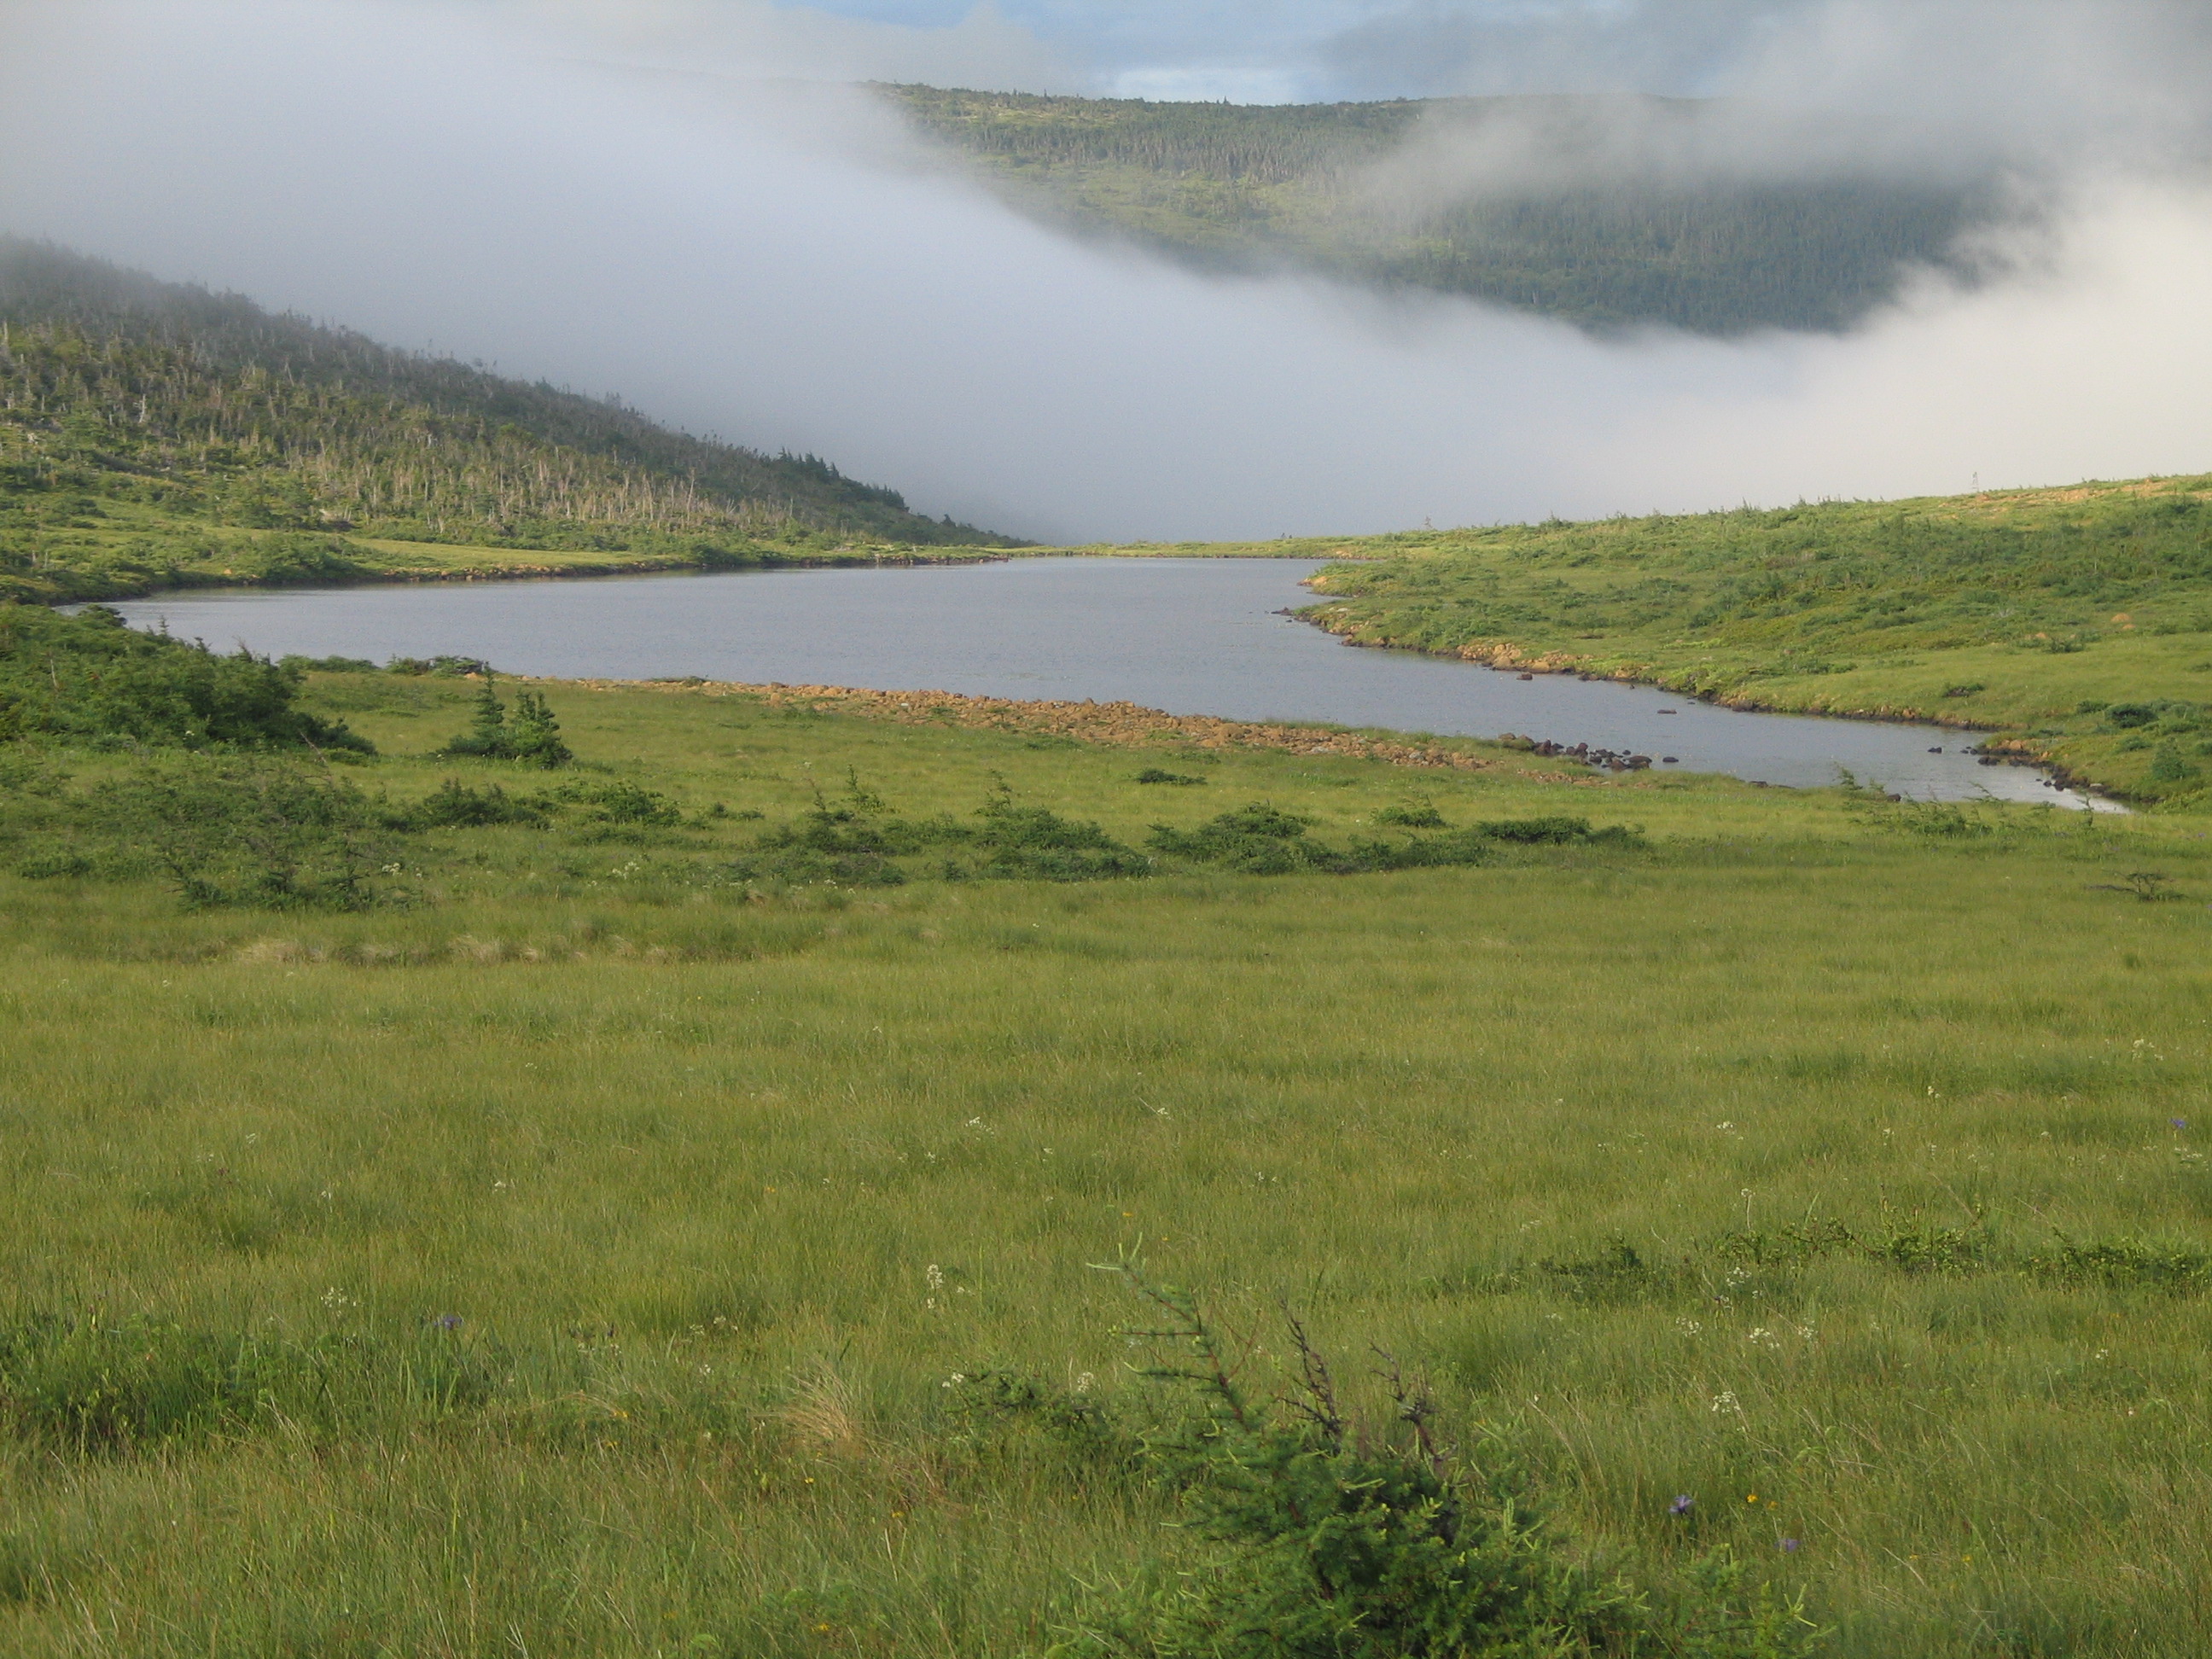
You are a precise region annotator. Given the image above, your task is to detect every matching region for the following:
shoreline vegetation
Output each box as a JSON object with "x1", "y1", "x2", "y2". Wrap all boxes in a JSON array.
[
  {"x1": 586, "y1": 677, "x2": 1570, "y2": 777},
  {"x1": 31, "y1": 474, "x2": 2201, "y2": 805},
  {"x1": 10, "y1": 235, "x2": 2201, "y2": 800},
  {"x1": 3, "y1": 644, "x2": 2211, "y2": 1654},
  {"x1": 1062, "y1": 474, "x2": 2212, "y2": 806}
]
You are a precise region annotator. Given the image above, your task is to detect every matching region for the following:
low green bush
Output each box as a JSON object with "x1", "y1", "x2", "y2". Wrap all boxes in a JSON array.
[
  {"x1": 1377, "y1": 803, "x2": 1449, "y2": 828},
  {"x1": 393, "y1": 778, "x2": 548, "y2": 830},
  {"x1": 955, "y1": 787, "x2": 1150, "y2": 882},
  {"x1": 1473, "y1": 815, "x2": 1637, "y2": 846},
  {"x1": 72, "y1": 757, "x2": 398, "y2": 909},
  {"x1": 1146, "y1": 805, "x2": 1636, "y2": 875},
  {"x1": 1050, "y1": 1269, "x2": 1823, "y2": 1659},
  {"x1": 0, "y1": 602, "x2": 371, "y2": 751}
]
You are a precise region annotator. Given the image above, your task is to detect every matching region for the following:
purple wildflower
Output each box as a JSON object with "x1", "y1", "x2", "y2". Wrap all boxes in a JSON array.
[
  {"x1": 1780, "y1": 1538, "x2": 1802, "y2": 1553},
  {"x1": 2173, "y1": 1118, "x2": 2189, "y2": 1132},
  {"x1": 434, "y1": 1314, "x2": 464, "y2": 1331},
  {"x1": 1669, "y1": 1494, "x2": 1694, "y2": 1516}
]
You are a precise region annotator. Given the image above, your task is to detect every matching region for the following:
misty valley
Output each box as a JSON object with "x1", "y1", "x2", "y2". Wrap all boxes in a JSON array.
[{"x1": 7, "y1": 29, "x2": 2212, "y2": 1657}]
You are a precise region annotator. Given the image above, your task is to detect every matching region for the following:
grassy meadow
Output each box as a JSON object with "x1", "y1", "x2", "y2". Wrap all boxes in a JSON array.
[
  {"x1": 1076, "y1": 474, "x2": 2212, "y2": 806},
  {"x1": 3, "y1": 666, "x2": 2211, "y2": 1655}
]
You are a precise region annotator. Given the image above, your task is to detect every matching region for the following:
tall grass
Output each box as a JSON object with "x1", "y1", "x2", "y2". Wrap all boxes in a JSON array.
[{"x1": 0, "y1": 677, "x2": 2207, "y2": 1654}]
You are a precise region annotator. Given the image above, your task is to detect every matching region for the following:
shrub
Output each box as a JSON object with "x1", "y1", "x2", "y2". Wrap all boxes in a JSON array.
[
  {"x1": 279, "y1": 653, "x2": 381, "y2": 673},
  {"x1": 394, "y1": 778, "x2": 547, "y2": 830},
  {"x1": 438, "y1": 678, "x2": 572, "y2": 767},
  {"x1": 739, "y1": 773, "x2": 926, "y2": 887},
  {"x1": 1473, "y1": 815, "x2": 1635, "y2": 846},
  {"x1": 0, "y1": 602, "x2": 372, "y2": 751},
  {"x1": 81, "y1": 757, "x2": 397, "y2": 909},
  {"x1": 574, "y1": 780, "x2": 683, "y2": 828},
  {"x1": 2029, "y1": 1237, "x2": 2212, "y2": 1291},
  {"x1": 963, "y1": 787, "x2": 1150, "y2": 881},
  {"x1": 1148, "y1": 805, "x2": 1342, "y2": 874},
  {"x1": 1376, "y1": 803, "x2": 1448, "y2": 828},
  {"x1": 1136, "y1": 768, "x2": 1208, "y2": 786},
  {"x1": 387, "y1": 655, "x2": 492, "y2": 677},
  {"x1": 1058, "y1": 1268, "x2": 1824, "y2": 1659},
  {"x1": 1149, "y1": 806, "x2": 1635, "y2": 876},
  {"x1": 2147, "y1": 742, "x2": 2199, "y2": 784}
]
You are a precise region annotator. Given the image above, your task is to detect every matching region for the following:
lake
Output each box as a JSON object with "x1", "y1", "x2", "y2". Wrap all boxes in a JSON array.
[{"x1": 104, "y1": 557, "x2": 2116, "y2": 808}]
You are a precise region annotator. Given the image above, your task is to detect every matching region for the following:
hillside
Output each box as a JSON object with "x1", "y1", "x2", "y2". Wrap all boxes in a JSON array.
[
  {"x1": 882, "y1": 85, "x2": 1992, "y2": 336},
  {"x1": 1091, "y1": 476, "x2": 2212, "y2": 802},
  {"x1": 0, "y1": 239, "x2": 1020, "y2": 602}
]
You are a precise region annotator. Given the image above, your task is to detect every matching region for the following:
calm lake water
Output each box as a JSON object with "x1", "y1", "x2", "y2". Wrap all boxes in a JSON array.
[{"x1": 107, "y1": 557, "x2": 2115, "y2": 808}]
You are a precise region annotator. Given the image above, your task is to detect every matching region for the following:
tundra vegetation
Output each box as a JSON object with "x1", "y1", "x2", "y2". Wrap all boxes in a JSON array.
[
  {"x1": 1, "y1": 626, "x2": 2209, "y2": 1656},
  {"x1": 1081, "y1": 474, "x2": 2212, "y2": 804}
]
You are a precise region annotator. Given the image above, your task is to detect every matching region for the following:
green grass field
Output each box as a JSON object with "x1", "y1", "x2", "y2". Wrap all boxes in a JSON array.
[{"x1": 3, "y1": 670, "x2": 2210, "y2": 1655}]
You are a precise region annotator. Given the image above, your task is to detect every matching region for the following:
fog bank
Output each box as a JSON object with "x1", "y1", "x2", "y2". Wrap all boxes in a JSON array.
[{"x1": 1, "y1": 1, "x2": 2209, "y2": 542}]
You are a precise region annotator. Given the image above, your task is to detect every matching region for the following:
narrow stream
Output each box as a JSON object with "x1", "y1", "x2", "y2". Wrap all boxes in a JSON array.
[{"x1": 103, "y1": 557, "x2": 2116, "y2": 808}]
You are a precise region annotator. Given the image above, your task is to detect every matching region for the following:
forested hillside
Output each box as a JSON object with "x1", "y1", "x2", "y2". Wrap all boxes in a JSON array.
[
  {"x1": 0, "y1": 240, "x2": 1017, "y2": 602},
  {"x1": 883, "y1": 85, "x2": 1992, "y2": 335}
]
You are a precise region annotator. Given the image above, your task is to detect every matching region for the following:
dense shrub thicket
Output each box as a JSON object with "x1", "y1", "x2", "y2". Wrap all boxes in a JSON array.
[{"x1": 0, "y1": 602, "x2": 370, "y2": 751}]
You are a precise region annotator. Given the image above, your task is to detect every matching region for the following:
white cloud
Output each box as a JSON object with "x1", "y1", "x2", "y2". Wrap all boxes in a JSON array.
[
  {"x1": 508, "y1": 0, "x2": 1080, "y2": 90},
  {"x1": 1107, "y1": 66, "x2": 1310, "y2": 104},
  {"x1": 2, "y1": 0, "x2": 2209, "y2": 544}
]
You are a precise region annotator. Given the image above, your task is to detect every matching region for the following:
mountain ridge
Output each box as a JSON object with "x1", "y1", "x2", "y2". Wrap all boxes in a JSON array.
[{"x1": 881, "y1": 84, "x2": 1999, "y2": 336}]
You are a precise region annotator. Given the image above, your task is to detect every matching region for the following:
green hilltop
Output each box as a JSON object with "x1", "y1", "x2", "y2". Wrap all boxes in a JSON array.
[
  {"x1": 882, "y1": 85, "x2": 1992, "y2": 335},
  {"x1": 0, "y1": 239, "x2": 1022, "y2": 602}
]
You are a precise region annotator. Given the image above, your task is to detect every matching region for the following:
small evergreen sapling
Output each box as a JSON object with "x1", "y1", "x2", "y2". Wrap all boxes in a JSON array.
[{"x1": 438, "y1": 677, "x2": 572, "y2": 767}]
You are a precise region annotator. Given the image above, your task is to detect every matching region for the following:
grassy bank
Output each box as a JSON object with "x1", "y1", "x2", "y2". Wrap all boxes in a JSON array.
[
  {"x1": 1071, "y1": 475, "x2": 2212, "y2": 804},
  {"x1": 2, "y1": 667, "x2": 2209, "y2": 1654},
  {"x1": 2, "y1": 505, "x2": 1013, "y2": 604}
]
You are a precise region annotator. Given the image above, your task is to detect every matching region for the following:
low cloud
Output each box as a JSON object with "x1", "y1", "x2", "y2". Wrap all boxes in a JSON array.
[
  {"x1": 0, "y1": 0, "x2": 2209, "y2": 543},
  {"x1": 506, "y1": 0, "x2": 1080, "y2": 92},
  {"x1": 1331, "y1": 1, "x2": 2212, "y2": 245}
]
